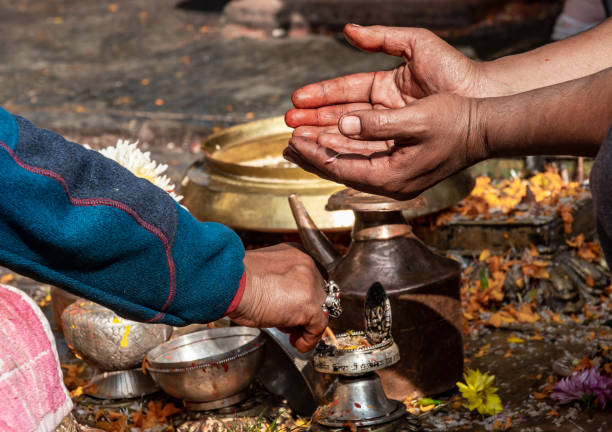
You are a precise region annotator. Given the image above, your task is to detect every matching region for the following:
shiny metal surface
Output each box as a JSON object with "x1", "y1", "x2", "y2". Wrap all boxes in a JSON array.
[
  {"x1": 180, "y1": 116, "x2": 474, "y2": 231},
  {"x1": 364, "y1": 283, "x2": 392, "y2": 344},
  {"x1": 315, "y1": 373, "x2": 406, "y2": 427},
  {"x1": 146, "y1": 327, "x2": 265, "y2": 406},
  {"x1": 323, "y1": 280, "x2": 342, "y2": 319},
  {"x1": 50, "y1": 287, "x2": 80, "y2": 333},
  {"x1": 257, "y1": 328, "x2": 332, "y2": 416},
  {"x1": 314, "y1": 332, "x2": 399, "y2": 376},
  {"x1": 290, "y1": 189, "x2": 465, "y2": 399},
  {"x1": 184, "y1": 391, "x2": 248, "y2": 411},
  {"x1": 181, "y1": 116, "x2": 350, "y2": 231},
  {"x1": 325, "y1": 175, "x2": 474, "y2": 219},
  {"x1": 353, "y1": 223, "x2": 412, "y2": 241},
  {"x1": 326, "y1": 189, "x2": 426, "y2": 212},
  {"x1": 61, "y1": 300, "x2": 172, "y2": 371},
  {"x1": 87, "y1": 369, "x2": 159, "y2": 399}
]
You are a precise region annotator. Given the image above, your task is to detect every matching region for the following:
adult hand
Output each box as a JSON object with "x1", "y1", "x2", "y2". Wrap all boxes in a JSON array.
[
  {"x1": 285, "y1": 24, "x2": 508, "y2": 133},
  {"x1": 229, "y1": 243, "x2": 328, "y2": 353},
  {"x1": 284, "y1": 93, "x2": 486, "y2": 200}
]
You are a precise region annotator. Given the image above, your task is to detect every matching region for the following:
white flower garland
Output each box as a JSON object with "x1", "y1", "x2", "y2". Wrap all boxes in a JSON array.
[{"x1": 97, "y1": 139, "x2": 183, "y2": 203}]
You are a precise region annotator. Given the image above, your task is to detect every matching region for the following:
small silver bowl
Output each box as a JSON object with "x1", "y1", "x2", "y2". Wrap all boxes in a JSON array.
[
  {"x1": 146, "y1": 327, "x2": 265, "y2": 410},
  {"x1": 61, "y1": 300, "x2": 172, "y2": 371}
]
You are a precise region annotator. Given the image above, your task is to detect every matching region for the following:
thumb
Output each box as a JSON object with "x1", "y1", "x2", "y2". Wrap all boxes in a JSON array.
[
  {"x1": 344, "y1": 24, "x2": 420, "y2": 57},
  {"x1": 338, "y1": 106, "x2": 426, "y2": 141}
]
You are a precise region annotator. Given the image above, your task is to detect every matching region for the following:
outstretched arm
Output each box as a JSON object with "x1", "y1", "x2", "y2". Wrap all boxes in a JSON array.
[
  {"x1": 0, "y1": 107, "x2": 245, "y2": 326},
  {"x1": 481, "y1": 18, "x2": 612, "y2": 96},
  {"x1": 287, "y1": 19, "x2": 612, "y2": 134},
  {"x1": 477, "y1": 67, "x2": 612, "y2": 158},
  {"x1": 285, "y1": 68, "x2": 612, "y2": 200},
  {"x1": 0, "y1": 108, "x2": 327, "y2": 351}
]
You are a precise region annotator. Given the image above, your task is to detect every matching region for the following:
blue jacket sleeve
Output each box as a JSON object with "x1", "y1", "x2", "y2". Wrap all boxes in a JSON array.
[{"x1": 0, "y1": 107, "x2": 245, "y2": 326}]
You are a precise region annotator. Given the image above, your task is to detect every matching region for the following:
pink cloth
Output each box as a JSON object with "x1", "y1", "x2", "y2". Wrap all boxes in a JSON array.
[{"x1": 0, "y1": 284, "x2": 72, "y2": 432}]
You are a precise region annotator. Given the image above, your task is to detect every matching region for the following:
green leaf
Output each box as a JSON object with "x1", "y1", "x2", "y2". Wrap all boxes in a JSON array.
[
  {"x1": 417, "y1": 398, "x2": 444, "y2": 406},
  {"x1": 480, "y1": 269, "x2": 489, "y2": 290}
]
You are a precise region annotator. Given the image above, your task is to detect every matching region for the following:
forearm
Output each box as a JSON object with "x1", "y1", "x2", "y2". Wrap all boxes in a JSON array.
[
  {"x1": 479, "y1": 18, "x2": 612, "y2": 96},
  {"x1": 0, "y1": 108, "x2": 245, "y2": 326},
  {"x1": 476, "y1": 67, "x2": 612, "y2": 159}
]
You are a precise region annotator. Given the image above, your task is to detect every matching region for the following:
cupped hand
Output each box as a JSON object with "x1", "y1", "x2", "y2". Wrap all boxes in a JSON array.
[
  {"x1": 285, "y1": 24, "x2": 493, "y2": 131},
  {"x1": 283, "y1": 93, "x2": 487, "y2": 200},
  {"x1": 228, "y1": 243, "x2": 328, "y2": 353}
]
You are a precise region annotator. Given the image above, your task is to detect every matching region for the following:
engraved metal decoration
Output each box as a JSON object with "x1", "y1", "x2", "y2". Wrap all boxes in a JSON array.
[
  {"x1": 313, "y1": 331, "x2": 399, "y2": 376},
  {"x1": 61, "y1": 300, "x2": 172, "y2": 371},
  {"x1": 364, "y1": 282, "x2": 392, "y2": 344},
  {"x1": 322, "y1": 280, "x2": 342, "y2": 319},
  {"x1": 312, "y1": 282, "x2": 406, "y2": 427}
]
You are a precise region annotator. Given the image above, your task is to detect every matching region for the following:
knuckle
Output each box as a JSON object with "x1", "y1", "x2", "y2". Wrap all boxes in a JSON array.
[{"x1": 373, "y1": 113, "x2": 390, "y2": 131}]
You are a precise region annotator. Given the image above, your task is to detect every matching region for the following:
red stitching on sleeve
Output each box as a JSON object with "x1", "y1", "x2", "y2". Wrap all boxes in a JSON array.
[{"x1": 1, "y1": 141, "x2": 175, "y2": 322}]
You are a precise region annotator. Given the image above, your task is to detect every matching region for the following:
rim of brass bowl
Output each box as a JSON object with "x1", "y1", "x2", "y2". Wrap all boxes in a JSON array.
[
  {"x1": 146, "y1": 327, "x2": 265, "y2": 372},
  {"x1": 181, "y1": 116, "x2": 349, "y2": 232},
  {"x1": 181, "y1": 116, "x2": 475, "y2": 231},
  {"x1": 202, "y1": 117, "x2": 325, "y2": 182}
]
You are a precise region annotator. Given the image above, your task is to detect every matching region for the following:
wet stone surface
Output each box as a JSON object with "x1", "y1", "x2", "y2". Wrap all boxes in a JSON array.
[{"x1": 0, "y1": 0, "x2": 556, "y2": 182}]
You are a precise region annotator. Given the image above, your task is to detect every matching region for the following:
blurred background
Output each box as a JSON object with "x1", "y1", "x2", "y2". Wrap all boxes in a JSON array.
[{"x1": 0, "y1": 0, "x2": 607, "y2": 183}]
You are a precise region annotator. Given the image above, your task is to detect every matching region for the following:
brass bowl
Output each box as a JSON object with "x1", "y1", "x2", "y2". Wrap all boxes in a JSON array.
[{"x1": 181, "y1": 116, "x2": 474, "y2": 231}]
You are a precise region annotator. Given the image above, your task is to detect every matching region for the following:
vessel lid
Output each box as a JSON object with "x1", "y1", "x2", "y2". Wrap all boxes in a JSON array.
[{"x1": 325, "y1": 188, "x2": 426, "y2": 212}]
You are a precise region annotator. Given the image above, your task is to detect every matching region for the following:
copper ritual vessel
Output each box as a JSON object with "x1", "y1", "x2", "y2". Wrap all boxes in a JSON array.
[{"x1": 289, "y1": 188, "x2": 471, "y2": 400}]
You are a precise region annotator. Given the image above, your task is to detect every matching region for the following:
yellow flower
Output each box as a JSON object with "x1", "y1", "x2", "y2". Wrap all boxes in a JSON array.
[{"x1": 456, "y1": 369, "x2": 503, "y2": 416}]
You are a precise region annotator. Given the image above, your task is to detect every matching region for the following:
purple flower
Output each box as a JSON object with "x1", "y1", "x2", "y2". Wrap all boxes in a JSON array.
[{"x1": 550, "y1": 368, "x2": 612, "y2": 408}]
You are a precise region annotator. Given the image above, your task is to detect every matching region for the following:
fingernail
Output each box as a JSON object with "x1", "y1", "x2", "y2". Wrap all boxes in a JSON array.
[
  {"x1": 340, "y1": 116, "x2": 362, "y2": 135},
  {"x1": 297, "y1": 129, "x2": 315, "y2": 138},
  {"x1": 350, "y1": 23, "x2": 361, "y2": 27}
]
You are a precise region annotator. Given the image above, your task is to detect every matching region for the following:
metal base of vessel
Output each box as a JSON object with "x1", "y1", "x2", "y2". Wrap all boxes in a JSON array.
[
  {"x1": 315, "y1": 373, "x2": 406, "y2": 427},
  {"x1": 87, "y1": 369, "x2": 159, "y2": 399},
  {"x1": 184, "y1": 391, "x2": 249, "y2": 411},
  {"x1": 312, "y1": 413, "x2": 421, "y2": 432}
]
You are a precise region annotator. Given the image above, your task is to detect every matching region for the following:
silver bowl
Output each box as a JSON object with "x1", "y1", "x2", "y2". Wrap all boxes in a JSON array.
[
  {"x1": 61, "y1": 300, "x2": 172, "y2": 371},
  {"x1": 146, "y1": 327, "x2": 265, "y2": 410}
]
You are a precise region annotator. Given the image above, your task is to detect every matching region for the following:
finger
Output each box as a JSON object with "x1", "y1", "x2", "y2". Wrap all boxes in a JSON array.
[
  {"x1": 338, "y1": 107, "x2": 425, "y2": 141},
  {"x1": 292, "y1": 125, "x2": 339, "y2": 141},
  {"x1": 344, "y1": 24, "x2": 423, "y2": 57},
  {"x1": 291, "y1": 74, "x2": 378, "y2": 109},
  {"x1": 284, "y1": 146, "x2": 339, "y2": 183},
  {"x1": 318, "y1": 132, "x2": 391, "y2": 155},
  {"x1": 289, "y1": 332, "x2": 300, "y2": 348},
  {"x1": 288, "y1": 136, "x2": 390, "y2": 187},
  {"x1": 286, "y1": 143, "x2": 406, "y2": 198},
  {"x1": 294, "y1": 309, "x2": 328, "y2": 353},
  {"x1": 286, "y1": 103, "x2": 373, "y2": 128}
]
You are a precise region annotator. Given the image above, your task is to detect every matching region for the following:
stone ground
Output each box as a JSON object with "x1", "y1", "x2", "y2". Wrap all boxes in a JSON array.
[{"x1": 1, "y1": 0, "x2": 611, "y2": 431}]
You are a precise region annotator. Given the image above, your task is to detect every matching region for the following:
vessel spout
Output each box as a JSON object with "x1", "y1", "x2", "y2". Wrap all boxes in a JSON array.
[{"x1": 289, "y1": 193, "x2": 341, "y2": 271}]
